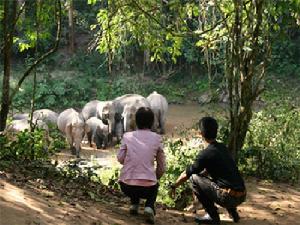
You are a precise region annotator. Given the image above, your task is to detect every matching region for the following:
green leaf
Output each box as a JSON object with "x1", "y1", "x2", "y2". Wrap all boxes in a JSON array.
[{"x1": 87, "y1": 0, "x2": 97, "y2": 5}]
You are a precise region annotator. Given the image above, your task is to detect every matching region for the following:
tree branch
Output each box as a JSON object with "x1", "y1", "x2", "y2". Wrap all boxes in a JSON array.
[
  {"x1": 0, "y1": 2, "x2": 25, "y2": 53},
  {"x1": 9, "y1": 0, "x2": 62, "y2": 105}
]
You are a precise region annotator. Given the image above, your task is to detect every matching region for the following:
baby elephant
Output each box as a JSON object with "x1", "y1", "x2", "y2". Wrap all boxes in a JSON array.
[
  {"x1": 85, "y1": 117, "x2": 109, "y2": 149},
  {"x1": 57, "y1": 108, "x2": 85, "y2": 158}
]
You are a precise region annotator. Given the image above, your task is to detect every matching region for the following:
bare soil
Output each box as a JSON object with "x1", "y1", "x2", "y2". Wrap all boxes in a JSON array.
[{"x1": 1, "y1": 104, "x2": 300, "y2": 225}]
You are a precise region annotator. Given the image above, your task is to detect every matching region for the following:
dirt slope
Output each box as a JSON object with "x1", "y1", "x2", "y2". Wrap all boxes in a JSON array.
[
  {"x1": 1, "y1": 104, "x2": 300, "y2": 225},
  {"x1": 1, "y1": 176, "x2": 300, "y2": 225}
]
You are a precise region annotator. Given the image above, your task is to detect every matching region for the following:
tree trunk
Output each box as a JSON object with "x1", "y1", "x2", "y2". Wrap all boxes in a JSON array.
[
  {"x1": 226, "y1": 0, "x2": 267, "y2": 161},
  {"x1": 30, "y1": 0, "x2": 40, "y2": 131},
  {"x1": 68, "y1": 0, "x2": 75, "y2": 54},
  {"x1": 0, "y1": 0, "x2": 17, "y2": 131}
]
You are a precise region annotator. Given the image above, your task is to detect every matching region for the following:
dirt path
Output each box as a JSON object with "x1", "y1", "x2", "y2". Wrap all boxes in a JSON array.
[
  {"x1": 1, "y1": 104, "x2": 300, "y2": 225},
  {"x1": 1, "y1": 177, "x2": 300, "y2": 225}
]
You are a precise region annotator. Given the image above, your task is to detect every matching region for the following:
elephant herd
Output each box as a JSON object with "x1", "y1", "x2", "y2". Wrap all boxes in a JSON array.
[{"x1": 6, "y1": 92, "x2": 168, "y2": 158}]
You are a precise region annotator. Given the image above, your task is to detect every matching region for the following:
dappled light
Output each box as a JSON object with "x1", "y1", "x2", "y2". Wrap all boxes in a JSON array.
[{"x1": 1, "y1": 0, "x2": 300, "y2": 224}]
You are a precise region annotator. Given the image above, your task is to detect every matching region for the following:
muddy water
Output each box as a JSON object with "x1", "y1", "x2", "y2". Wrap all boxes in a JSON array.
[{"x1": 53, "y1": 103, "x2": 227, "y2": 166}]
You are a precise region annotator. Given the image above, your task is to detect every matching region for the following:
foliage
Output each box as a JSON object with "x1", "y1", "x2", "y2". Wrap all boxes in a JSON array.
[
  {"x1": 270, "y1": 39, "x2": 300, "y2": 77},
  {"x1": 158, "y1": 136, "x2": 202, "y2": 208},
  {"x1": 48, "y1": 126, "x2": 67, "y2": 150},
  {"x1": 240, "y1": 103, "x2": 300, "y2": 183},
  {"x1": 0, "y1": 128, "x2": 52, "y2": 161}
]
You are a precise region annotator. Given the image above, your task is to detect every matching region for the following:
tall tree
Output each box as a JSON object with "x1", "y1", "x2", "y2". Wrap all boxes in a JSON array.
[
  {"x1": 0, "y1": 0, "x2": 61, "y2": 131},
  {"x1": 223, "y1": 0, "x2": 270, "y2": 160},
  {"x1": 68, "y1": 0, "x2": 75, "y2": 54},
  {"x1": 0, "y1": 0, "x2": 17, "y2": 131},
  {"x1": 90, "y1": 0, "x2": 300, "y2": 159}
]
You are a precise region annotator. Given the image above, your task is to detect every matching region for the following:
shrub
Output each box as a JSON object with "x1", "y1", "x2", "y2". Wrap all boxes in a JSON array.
[
  {"x1": 0, "y1": 128, "x2": 51, "y2": 161},
  {"x1": 158, "y1": 136, "x2": 202, "y2": 208},
  {"x1": 240, "y1": 103, "x2": 300, "y2": 183}
]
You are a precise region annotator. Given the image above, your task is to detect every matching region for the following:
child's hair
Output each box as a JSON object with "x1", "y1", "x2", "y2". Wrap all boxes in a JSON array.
[
  {"x1": 198, "y1": 117, "x2": 218, "y2": 140},
  {"x1": 135, "y1": 107, "x2": 154, "y2": 129}
]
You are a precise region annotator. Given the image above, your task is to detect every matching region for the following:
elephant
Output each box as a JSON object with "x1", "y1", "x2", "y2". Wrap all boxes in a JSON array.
[
  {"x1": 81, "y1": 100, "x2": 101, "y2": 121},
  {"x1": 57, "y1": 108, "x2": 85, "y2": 158},
  {"x1": 12, "y1": 113, "x2": 29, "y2": 121},
  {"x1": 113, "y1": 94, "x2": 150, "y2": 133},
  {"x1": 33, "y1": 109, "x2": 58, "y2": 127},
  {"x1": 82, "y1": 100, "x2": 116, "y2": 143},
  {"x1": 114, "y1": 114, "x2": 124, "y2": 143},
  {"x1": 95, "y1": 101, "x2": 116, "y2": 141},
  {"x1": 85, "y1": 117, "x2": 109, "y2": 149},
  {"x1": 12, "y1": 109, "x2": 58, "y2": 128},
  {"x1": 122, "y1": 99, "x2": 151, "y2": 132},
  {"x1": 6, "y1": 118, "x2": 48, "y2": 133},
  {"x1": 113, "y1": 94, "x2": 147, "y2": 115},
  {"x1": 147, "y1": 91, "x2": 168, "y2": 134}
]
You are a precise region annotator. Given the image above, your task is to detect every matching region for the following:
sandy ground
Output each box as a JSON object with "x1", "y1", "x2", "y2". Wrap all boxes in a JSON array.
[
  {"x1": 1, "y1": 177, "x2": 300, "y2": 225},
  {"x1": 1, "y1": 104, "x2": 300, "y2": 225}
]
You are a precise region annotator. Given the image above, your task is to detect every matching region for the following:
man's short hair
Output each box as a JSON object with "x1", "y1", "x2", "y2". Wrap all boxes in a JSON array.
[
  {"x1": 135, "y1": 107, "x2": 154, "y2": 129},
  {"x1": 198, "y1": 117, "x2": 218, "y2": 140}
]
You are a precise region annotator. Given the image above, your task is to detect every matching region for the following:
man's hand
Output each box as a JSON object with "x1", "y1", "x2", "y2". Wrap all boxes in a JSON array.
[{"x1": 169, "y1": 171, "x2": 189, "y2": 198}]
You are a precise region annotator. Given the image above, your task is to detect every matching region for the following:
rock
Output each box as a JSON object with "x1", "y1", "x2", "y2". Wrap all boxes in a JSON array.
[{"x1": 198, "y1": 92, "x2": 212, "y2": 105}]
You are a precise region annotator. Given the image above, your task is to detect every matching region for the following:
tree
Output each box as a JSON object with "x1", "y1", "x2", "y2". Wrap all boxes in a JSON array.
[
  {"x1": 68, "y1": 0, "x2": 75, "y2": 54},
  {"x1": 223, "y1": 0, "x2": 270, "y2": 160},
  {"x1": 0, "y1": 0, "x2": 62, "y2": 131},
  {"x1": 90, "y1": 0, "x2": 300, "y2": 160},
  {"x1": 1, "y1": 0, "x2": 17, "y2": 131}
]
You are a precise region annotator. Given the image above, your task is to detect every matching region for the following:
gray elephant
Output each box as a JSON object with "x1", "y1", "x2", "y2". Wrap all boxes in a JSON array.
[
  {"x1": 147, "y1": 91, "x2": 168, "y2": 134},
  {"x1": 114, "y1": 114, "x2": 124, "y2": 143},
  {"x1": 95, "y1": 101, "x2": 116, "y2": 141},
  {"x1": 85, "y1": 117, "x2": 109, "y2": 149},
  {"x1": 57, "y1": 108, "x2": 85, "y2": 158},
  {"x1": 113, "y1": 94, "x2": 147, "y2": 115},
  {"x1": 113, "y1": 94, "x2": 150, "y2": 133},
  {"x1": 81, "y1": 100, "x2": 101, "y2": 121},
  {"x1": 12, "y1": 113, "x2": 29, "y2": 121},
  {"x1": 6, "y1": 118, "x2": 48, "y2": 133},
  {"x1": 122, "y1": 99, "x2": 151, "y2": 132},
  {"x1": 82, "y1": 100, "x2": 116, "y2": 143},
  {"x1": 33, "y1": 109, "x2": 58, "y2": 127}
]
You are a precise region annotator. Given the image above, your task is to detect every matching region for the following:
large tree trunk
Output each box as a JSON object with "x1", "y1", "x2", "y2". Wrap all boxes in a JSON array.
[
  {"x1": 0, "y1": 0, "x2": 17, "y2": 131},
  {"x1": 68, "y1": 0, "x2": 75, "y2": 54},
  {"x1": 226, "y1": 0, "x2": 267, "y2": 161},
  {"x1": 0, "y1": 0, "x2": 61, "y2": 132}
]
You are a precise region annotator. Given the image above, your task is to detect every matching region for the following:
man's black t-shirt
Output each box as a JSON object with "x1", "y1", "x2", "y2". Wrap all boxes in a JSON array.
[{"x1": 186, "y1": 141, "x2": 245, "y2": 190}]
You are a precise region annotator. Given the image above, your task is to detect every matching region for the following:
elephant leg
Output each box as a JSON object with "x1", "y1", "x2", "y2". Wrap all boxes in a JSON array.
[
  {"x1": 87, "y1": 131, "x2": 93, "y2": 147},
  {"x1": 94, "y1": 135, "x2": 102, "y2": 149},
  {"x1": 159, "y1": 114, "x2": 166, "y2": 134},
  {"x1": 102, "y1": 135, "x2": 108, "y2": 149},
  {"x1": 76, "y1": 146, "x2": 81, "y2": 158},
  {"x1": 66, "y1": 134, "x2": 76, "y2": 155}
]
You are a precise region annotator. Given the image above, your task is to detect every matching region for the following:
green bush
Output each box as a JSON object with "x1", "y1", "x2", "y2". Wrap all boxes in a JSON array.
[
  {"x1": 240, "y1": 103, "x2": 300, "y2": 183},
  {"x1": 0, "y1": 128, "x2": 51, "y2": 161},
  {"x1": 158, "y1": 137, "x2": 201, "y2": 208}
]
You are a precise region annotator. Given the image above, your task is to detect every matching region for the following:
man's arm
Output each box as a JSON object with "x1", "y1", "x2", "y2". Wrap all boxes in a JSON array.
[{"x1": 170, "y1": 170, "x2": 189, "y2": 198}]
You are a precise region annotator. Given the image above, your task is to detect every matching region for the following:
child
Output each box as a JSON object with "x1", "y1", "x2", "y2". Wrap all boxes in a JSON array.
[{"x1": 117, "y1": 107, "x2": 166, "y2": 224}]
